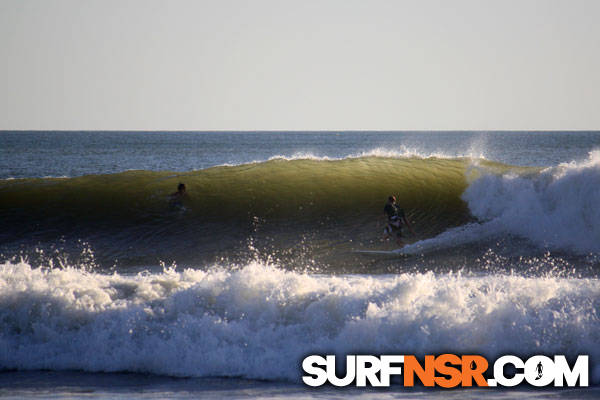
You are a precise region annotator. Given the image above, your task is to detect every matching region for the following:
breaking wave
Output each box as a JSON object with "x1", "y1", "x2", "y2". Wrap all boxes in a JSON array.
[
  {"x1": 1, "y1": 152, "x2": 599, "y2": 268},
  {"x1": 0, "y1": 260, "x2": 598, "y2": 382}
]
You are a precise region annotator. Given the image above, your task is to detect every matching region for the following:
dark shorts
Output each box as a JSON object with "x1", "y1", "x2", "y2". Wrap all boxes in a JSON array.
[{"x1": 385, "y1": 219, "x2": 402, "y2": 238}]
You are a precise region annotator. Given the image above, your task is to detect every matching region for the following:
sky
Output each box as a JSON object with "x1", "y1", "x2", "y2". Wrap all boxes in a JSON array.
[{"x1": 0, "y1": 0, "x2": 599, "y2": 131}]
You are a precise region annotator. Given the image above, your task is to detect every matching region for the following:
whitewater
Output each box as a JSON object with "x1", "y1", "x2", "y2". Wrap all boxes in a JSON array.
[
  {"x1": 2, "y1": 260, "x2": 599, "y2": 383},
  {"x1": 395, "y1": 150, "x2": 600, "y2": 256}
]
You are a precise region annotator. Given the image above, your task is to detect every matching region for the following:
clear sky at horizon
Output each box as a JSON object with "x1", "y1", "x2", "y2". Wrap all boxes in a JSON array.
[{"x1": 1, "y1": 0, "x2": 599, "y2": 131}]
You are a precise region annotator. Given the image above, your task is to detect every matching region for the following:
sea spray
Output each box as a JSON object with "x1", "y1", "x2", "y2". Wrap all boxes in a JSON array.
[
  {"x1": 1, "y1": 260, "x2": 598, "y2": 382},
  {"x1": 464, "y1": 151, "x2": 600, "y2": 253}
]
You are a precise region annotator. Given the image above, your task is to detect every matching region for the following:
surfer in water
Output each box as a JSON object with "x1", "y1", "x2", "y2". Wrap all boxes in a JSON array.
[
  {"x1": 383, "y1": 195, "x2": 415, "y2": 246},
  {"x1": 169, "y1": 183, "x2": 188, "y2": 209}
]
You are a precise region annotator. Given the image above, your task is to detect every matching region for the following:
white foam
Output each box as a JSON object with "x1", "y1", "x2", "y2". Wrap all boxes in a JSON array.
[
  {"x1": 1, "y1": 261, "x2": 598, "y2": 382},
  {"x1": 266, "y1": 152, "x2": 337, "y2": 162},
  {"x1": 353, "y1": 146, "x2": 472, "y2": 160},
  {"x1": 242, "y1": 146, "x2": 485, "y2": 165},
  {"x1": 462, "y1": 150, "x2": 600, "y2": 253},
  {"x1": 396, "y1": 222, "x2": 499, "y2": 255},
  {"x1": 1, "y1": 175, "x2": 71, "y2": 181}
]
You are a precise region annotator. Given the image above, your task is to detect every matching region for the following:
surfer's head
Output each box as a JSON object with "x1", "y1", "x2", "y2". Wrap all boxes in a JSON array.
[
  {"x1": 178, "y1": 183, "x2": 186, "y2": 193},
  {"x1": 388, "y1": 195, "x2": 396, "y2": 203}
]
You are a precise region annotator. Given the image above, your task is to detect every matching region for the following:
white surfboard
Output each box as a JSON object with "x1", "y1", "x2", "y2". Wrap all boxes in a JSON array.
[
  {"x1": 353, "y1": 249, "x2": 408, "y2": 256},
  {"x1": 354, "y1": 239, "x2": 441, "y2": 256}
]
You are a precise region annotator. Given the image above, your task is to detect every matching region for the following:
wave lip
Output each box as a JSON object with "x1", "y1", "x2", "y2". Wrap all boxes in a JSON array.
[
  {"x1": 260, "y1": 145, "x2": 488, "y2": 163},
  {"x1": 1, "y1": 261, "x2": 599, "y2": 382}
]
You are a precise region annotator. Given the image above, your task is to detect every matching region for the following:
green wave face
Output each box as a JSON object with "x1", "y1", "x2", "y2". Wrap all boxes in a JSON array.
[
  {"x1": 0, "y1": 157, "x2": 530, "y2": 269},
  {"x1": 1, "y1": 157, "x2": 471, "y2": 221}
]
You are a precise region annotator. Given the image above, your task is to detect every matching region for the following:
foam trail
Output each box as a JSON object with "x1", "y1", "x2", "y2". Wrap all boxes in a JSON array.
[
  {"x1": 1, "y1": 261, "x2": 598, "y2": 382},
  {"x1": 397, "y1": 222, "x2": 500, "y2": 255}
]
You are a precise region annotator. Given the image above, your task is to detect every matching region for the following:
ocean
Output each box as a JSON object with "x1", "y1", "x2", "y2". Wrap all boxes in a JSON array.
[{"x1": 0, "y1": 131, "x2": 599, "y2": 398}]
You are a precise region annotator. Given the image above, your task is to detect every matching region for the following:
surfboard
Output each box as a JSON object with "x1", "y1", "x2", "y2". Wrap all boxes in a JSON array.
[
  {"x1": 353, "y1": 249, "x2": 408, "y2": 256},
  {"x1": 353, "y1": 239, "x2": 439, "y2": 256}
]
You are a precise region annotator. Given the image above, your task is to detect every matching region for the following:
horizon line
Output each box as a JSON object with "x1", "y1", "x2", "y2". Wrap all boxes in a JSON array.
[{"x1": 2, "y1": 129, "x2": 600, "y2": 133}]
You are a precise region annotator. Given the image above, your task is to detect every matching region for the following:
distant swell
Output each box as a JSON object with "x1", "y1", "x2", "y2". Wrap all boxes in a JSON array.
[{"x1": 1, "y1": 261, "x2": 599, "y2": 382}]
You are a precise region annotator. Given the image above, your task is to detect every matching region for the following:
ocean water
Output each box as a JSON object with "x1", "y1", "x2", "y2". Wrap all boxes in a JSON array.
[{"x1": 0, "y1": 131, "x2": 599, "y2": 398}]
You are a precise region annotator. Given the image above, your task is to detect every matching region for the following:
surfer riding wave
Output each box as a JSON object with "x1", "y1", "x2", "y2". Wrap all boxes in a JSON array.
[{"x1": 383, "y1": 195, "x2": 415, "y2": 246}]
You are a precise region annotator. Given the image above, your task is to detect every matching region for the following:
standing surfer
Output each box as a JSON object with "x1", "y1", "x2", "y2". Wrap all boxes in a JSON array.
[{"x1": 383, "y1": 195, "x2": 415, "y2": 246}]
